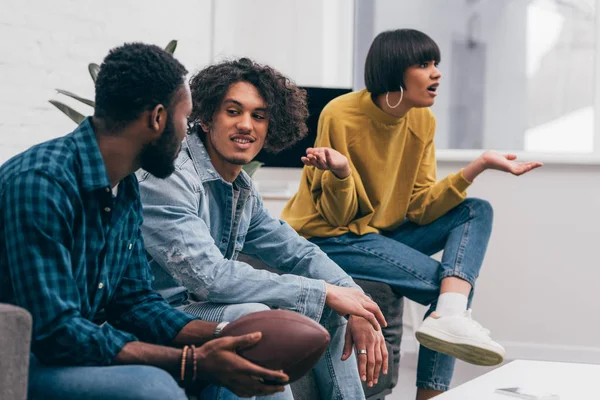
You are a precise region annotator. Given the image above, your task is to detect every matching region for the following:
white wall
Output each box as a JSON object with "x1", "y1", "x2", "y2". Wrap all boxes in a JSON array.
[
  {"x1": 435, "y1": 161, "x2": 600, "y2": 363},
  {"x1": 0, "y1": 0, "x2": 212, "y2": 164},
  {"x1": 479, "y1": 1, "x2": 528, "y2": 150},
  {"x1": 254, "y1": 163, "x2": 600, "y2": 364},
  {"x1": 212, "y1": 0, "x2": 354, "y2": 88},
  {"x1": 0, "y1": 0, "x2": 354, "y2": 165}
]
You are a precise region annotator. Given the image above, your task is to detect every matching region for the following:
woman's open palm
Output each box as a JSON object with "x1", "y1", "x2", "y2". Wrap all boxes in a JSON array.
[
  {"x1": 482, "y1": 150, "x2": 543, "y2": 176},
  {"x1": 302, "y1": 147, "x2": 351, "y2": 178}
]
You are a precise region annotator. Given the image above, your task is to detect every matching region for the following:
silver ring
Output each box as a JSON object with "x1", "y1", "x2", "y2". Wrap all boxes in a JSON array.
[{"x1": 357, "y1": 349, "x2": 368, "y2": 355}]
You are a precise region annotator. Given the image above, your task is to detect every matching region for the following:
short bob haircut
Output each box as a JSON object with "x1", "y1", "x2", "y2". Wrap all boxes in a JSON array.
[
  {"x1": 189, "y1": 58, "x2": 308, "y2": 153},
  {"x1": 364, "y1": 29, "x2": 441, "y2": 96}
]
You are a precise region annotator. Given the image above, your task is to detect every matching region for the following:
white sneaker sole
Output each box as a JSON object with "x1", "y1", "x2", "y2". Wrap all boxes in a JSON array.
[{"x1": 415, "y1": 325, "x2": 504, "y2": 366}]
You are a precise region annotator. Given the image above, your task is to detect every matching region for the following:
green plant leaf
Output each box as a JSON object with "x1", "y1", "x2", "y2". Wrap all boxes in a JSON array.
[
  {"x1": 49, "y1": 100, "x2": 86, "y2": 124},
  {"x1": 88, "y1": 63, "x2": 100, "y2": 82},
  {"x1": 56, "y1": 89, "x2": 95, "y2": 108},
  {"x1": 242, "y1": 161, "x2": 264, "y2": 178},
  {"x1": 165, "y1": 40, "x2": 177, "y2": 54}
]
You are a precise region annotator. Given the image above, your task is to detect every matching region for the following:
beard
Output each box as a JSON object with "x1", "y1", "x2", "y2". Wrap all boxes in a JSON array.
[
  {"x1": 140, "y1": 113, "x2": 181, "y2": 179},
  {"x1": 225, "y1": 155, "x2": 250, "y2": 166}
]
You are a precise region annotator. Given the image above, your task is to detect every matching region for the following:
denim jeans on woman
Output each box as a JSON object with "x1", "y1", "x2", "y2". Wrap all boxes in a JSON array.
[{"x1": 310, "y1": 198, "x2": 493, "y2": 392}]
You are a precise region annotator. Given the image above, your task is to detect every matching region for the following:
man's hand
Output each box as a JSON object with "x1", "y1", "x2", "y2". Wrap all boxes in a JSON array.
[
  {"x1": 196, "y1": 332, "x2": 289, "y2": 398},
  {"x1": 463, "y1": 150, "x2": 543, "y2": 181},
  {"x1": 325, "y1": 284, "x2": 387, "y2": 331},
  {"x1": 343, "y1": 316, "x2": 388, "y2": 388},
  {"x1": 301, "y1": 147, "x2": 351, "y2": 179}
]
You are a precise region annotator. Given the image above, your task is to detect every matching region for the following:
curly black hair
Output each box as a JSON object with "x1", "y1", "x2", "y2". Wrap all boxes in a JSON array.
[
  {"x1": 94, "y1": 42, "x2": 188, "y2": 130},
  {"x1": 189, "y1": 58, "x2": 308, "y2": 153}
]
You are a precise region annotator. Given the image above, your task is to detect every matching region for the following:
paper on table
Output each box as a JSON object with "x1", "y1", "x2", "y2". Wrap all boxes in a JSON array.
[{"x1": 495, "y1": 387, "x2": 560, "y2": 400}]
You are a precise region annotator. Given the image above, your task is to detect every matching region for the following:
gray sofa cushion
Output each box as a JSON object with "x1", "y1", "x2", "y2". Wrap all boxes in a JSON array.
[{"x1": 0, "y1": 303, "x2": 32, "y2": 400}]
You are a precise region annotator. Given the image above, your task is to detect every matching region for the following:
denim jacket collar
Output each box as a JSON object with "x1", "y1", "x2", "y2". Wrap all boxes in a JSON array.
[{"x1": 184, "y1": 133, "x2": 253, "y2": 190}]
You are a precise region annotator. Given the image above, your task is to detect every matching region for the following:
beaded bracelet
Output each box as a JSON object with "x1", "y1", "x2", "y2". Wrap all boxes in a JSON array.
[
  {"x1": 191, "y1": 345, "x2": 198, "y2": 381},
  {"x1": 180, "y1": 345, "x2": 189, "y2": 382}
]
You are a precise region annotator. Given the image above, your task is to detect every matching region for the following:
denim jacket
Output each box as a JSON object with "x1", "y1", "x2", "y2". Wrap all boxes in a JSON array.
[{"x1": 137, "y1": 134, "x2": 359, "y2": 322}]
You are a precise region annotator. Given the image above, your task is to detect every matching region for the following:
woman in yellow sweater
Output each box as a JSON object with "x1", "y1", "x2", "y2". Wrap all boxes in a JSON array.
[{"x1": 282, "y1": 29, "x2": 542, "y2": 399}]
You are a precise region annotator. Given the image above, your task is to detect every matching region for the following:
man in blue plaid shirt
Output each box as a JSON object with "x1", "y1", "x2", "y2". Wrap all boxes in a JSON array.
[{"x1": 0, "y1": 43, "x2": 288, "y2": 400}]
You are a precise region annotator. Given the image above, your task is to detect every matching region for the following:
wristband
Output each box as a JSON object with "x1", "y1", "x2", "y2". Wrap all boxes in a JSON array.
[{"x1": 213, "y1": 321, "x2": 229, "y2": 338}]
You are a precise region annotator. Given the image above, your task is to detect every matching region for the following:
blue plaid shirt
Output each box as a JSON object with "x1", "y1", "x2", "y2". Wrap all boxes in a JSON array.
[{"x1": 0, "y1": 118, "x2": 196, "y2": 366}]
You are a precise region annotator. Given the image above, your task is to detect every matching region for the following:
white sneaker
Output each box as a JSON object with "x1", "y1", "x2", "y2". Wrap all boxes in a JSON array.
[{"x1": 415, "y1": 309, "x2": 505, "y2": 366}]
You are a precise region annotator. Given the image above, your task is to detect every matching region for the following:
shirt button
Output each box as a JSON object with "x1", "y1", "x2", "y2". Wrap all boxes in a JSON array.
[
  {"x1": 98, "y1": 282, "x2": 104, "y2": 289},
  {"x1": 104, "y1": 207, "x2": 111, "y2": 213},
  {"x1": 207, "y1": 169, "x2": 214, "y2": 174},
  {"x1": 128, "y1": 243, "x2": 133, "y2": 250}
]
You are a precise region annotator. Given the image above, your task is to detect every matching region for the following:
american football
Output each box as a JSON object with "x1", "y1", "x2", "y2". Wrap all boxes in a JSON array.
[{"x1": 220, "y1": 309, "x2": 331, "y2": 383}]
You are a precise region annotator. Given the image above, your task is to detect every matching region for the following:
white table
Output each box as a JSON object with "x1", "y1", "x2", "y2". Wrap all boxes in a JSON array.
[{"x1": 436, "y1": 360, "x2": 600, "y2": 400}]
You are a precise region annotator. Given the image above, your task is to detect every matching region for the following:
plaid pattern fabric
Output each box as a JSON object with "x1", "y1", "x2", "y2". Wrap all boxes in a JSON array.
[{"x1": 0, "y1": 118, "x2": 196, "y2": 366}]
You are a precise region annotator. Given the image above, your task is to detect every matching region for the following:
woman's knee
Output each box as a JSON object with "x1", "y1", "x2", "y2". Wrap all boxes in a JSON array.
[
  {"x1": 463, "y1": 198, "x2": 493, "y2": 222},
  {"x1": 221, "y1": 302, "x2": 271, "y2": 321}
]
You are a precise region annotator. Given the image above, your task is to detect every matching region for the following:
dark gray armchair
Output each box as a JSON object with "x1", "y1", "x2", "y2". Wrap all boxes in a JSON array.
[{"x1": 0, "y1": 303, "x2": 32, "y2": 400}]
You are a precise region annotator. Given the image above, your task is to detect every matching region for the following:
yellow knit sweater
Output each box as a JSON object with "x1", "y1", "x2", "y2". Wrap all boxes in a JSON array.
[{"x1": 281, "y1": 89, "x2": 471, "y2": 238}]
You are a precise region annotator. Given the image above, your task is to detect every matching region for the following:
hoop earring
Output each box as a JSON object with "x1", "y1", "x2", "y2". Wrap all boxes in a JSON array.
[{"x1": 385, "y1": 86, "x2": 404, "y2": 109}]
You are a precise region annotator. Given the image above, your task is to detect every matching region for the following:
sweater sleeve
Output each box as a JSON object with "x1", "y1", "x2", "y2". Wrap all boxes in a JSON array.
[
  {"x1": 309, "y1": 114, "x2": 359, "y2": 228},
  {"x1": 406, "y1": 116, "x2": 472, "y2": 225}
]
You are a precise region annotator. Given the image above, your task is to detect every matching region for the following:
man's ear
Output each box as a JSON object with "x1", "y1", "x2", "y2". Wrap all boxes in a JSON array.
[
  {"x1": 148, "y1": 104, "x2": 167, "y2": 137},
  {"x1": 199, "y1": 121, "x2": 210, "y2": 133}
]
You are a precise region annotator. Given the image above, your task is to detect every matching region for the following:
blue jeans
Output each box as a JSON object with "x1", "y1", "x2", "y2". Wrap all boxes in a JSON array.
[
  {"x1": 29, "y1": 353, "x2": 236, "y2": 400},
  {"x1": 310, "y1": 198, "x2": 493, "y2": 392},
  {"x1": 184, "y1": 302, "x2": 365, "y2": 399},
  {"x1": 28, "y1": 354, "x2": 190, "y2": 400}
]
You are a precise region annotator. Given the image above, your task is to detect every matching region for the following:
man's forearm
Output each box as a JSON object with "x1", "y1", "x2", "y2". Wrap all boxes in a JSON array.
[
  {"x1": 114, "y1": 320, "x2": 218, "y2": 374},
  {"x1": 173, "y1": 320, "x2": 219, "y2": 346},
  {"x1": 114, "y1": 341, "x2": 182, "y2": 375}
]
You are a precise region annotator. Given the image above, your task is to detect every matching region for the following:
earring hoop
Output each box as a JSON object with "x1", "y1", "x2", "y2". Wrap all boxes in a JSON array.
[{"x1": 385, "y1": 86, "x2": 404, "y2": 108}]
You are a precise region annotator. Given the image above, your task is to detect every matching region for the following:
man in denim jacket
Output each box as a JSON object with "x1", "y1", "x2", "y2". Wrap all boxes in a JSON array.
[{"x1": 138, "y1": 58, "x2": 387, "y2": 399}]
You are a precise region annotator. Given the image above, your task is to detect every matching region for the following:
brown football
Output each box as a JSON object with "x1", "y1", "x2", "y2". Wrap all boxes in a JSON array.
[{"x1": 220, "y1": 309, "x2": 331, "y2": 383}]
